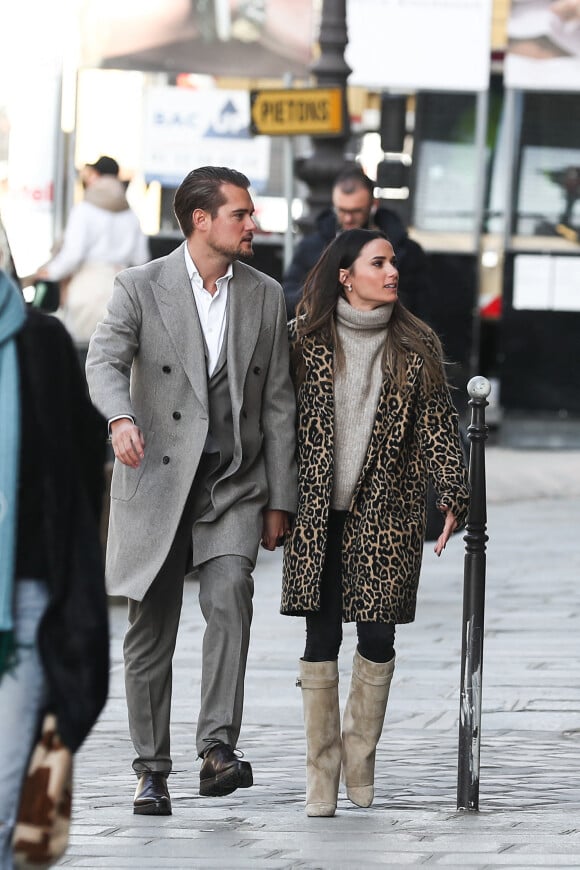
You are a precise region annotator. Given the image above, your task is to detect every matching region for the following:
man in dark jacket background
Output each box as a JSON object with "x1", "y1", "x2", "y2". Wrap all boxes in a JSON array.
[{"x1": 282, "y1": 165, "x2": 433, "y2": 321}]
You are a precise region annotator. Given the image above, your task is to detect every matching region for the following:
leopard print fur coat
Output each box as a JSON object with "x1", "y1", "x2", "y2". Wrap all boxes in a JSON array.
[{"x1": 281, "y1": 323, "x2": 470, "y2": 624}]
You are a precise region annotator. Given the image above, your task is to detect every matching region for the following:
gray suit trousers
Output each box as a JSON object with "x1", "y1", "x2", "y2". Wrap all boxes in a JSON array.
[{"x1": 123, "y1": 456, "x2": 254, "y2": 776}]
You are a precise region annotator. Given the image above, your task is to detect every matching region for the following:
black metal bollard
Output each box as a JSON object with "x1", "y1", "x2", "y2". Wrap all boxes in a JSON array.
[{"x1": 457, "y1": 376, "x2": 491, "y2": 812}]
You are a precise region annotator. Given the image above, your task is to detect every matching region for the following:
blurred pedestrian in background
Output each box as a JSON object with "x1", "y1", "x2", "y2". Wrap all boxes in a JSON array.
[
  {"x1": 281, "y1": 229, "x2": 469, "y2": 818},
  {"x1": 33, "y1": 156, "x2": 149, "y2": 365},
  {"x1": 282, "y1": 165, "x2": 433, "y2": 322},
  {"x1": 0, "y1": 270, "x2": 109, "y2": 868},
  {"x1": 86, "y1": 166, "x2": 296, "y2": 814}
]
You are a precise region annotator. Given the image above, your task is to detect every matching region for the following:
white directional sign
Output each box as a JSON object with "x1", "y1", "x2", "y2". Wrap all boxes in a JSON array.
[{"x1": 143, "y1": 87, "x2": 270, "y2": 191}]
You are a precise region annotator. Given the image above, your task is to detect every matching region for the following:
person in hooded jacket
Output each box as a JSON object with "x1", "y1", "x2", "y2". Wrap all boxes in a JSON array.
[
  {"x1": 34, "y1": 156, "x2": 149, "y2": 362},
  {"x1": 282, "y1": 165, "x2": 433, "y2": 321}
]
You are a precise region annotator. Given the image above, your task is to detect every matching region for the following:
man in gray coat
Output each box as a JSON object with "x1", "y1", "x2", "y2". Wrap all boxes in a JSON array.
[{"x1": 86, "y1": 166, "x2": 297, "y2": 814}]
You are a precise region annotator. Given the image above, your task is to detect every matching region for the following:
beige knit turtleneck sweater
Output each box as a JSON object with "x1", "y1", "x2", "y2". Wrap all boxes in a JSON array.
[{"x1": 331, "y1": 296, "x2": 394, "y2": 510}]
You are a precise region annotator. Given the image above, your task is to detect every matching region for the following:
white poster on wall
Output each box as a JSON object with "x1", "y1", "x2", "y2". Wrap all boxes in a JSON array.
[
  {"x1": 345, "y1": 0, "x2": 493, "y2": 92},
  {"x1": 82, "y1": 0, "x2": 316, "y2": 79},
  {"x1": 505, "y1": 0, "x2": 580, "y2": 91},
  {"x1": 143, "y1": 87, "x2": 271, "y2": 192},
  {"x1": 513, "y1": 254, "x2": 552, "y2": 309},
  {"x1": 513, "y1": 254, "x2": 580, "y2": 311},
  {"x1": 4, "y1": 63, "x2": 60, "y2": 275},
  {"x1": 0, "y1": 0, "x2": 66, "y2": 274}
]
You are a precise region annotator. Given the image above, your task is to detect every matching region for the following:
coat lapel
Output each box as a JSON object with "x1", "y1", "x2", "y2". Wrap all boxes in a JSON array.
[
  {"x1": 301, "y1": 333, "x2": 334, "y2": 415},
  {"x1": 297, "y1": 333, "x2": 335, "y2": 510},
  {"x1": 151, "y1": 242, "x2": 208, "y2": 411},
  {"x1": 300, "y1": 333, "x2": 335, "y2": 466},
  {"x1": 227, "y1": 263, "x2": 264, "y2": 422}
]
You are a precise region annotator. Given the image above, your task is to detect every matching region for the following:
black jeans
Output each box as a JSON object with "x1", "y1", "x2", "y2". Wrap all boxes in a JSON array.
[{"x1": 304, "y1": 511, "x2": 396, "y2": 664}]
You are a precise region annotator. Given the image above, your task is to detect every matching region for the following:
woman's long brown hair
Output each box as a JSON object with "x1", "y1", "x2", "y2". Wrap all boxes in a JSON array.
[{"x1": 295, "y1": 228, "x2": 446, "y2": 391}]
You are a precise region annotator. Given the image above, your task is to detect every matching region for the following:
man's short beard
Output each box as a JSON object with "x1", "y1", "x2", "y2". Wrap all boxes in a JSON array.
[{"x1": 209, "y1": 241, "x2": 254, "y2": 261}]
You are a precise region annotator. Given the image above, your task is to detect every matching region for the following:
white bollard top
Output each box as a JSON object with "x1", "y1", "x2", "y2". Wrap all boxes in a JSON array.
[{"x1": 467, "y1": 376, "x2": 491, "y2": 399}]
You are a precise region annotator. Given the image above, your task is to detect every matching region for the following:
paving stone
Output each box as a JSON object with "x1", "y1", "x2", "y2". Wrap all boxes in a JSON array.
[{"x1": 54, "y1": 449, "x2": 580, "y2": 869}]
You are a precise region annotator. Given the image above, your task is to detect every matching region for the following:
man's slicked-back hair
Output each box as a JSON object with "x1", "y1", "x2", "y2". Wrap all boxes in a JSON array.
[
  {"x1": 173, "y1": 166, "x2": 251, "y2": 237},
  {"x1": 333, "y1": 164, "x2": 375, "y2": 197}
]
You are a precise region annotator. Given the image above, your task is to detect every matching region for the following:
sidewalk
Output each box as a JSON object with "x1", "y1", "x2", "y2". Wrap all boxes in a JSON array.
[{"x1": 57, "y1": 447, "x2": 580, "y2": 869}]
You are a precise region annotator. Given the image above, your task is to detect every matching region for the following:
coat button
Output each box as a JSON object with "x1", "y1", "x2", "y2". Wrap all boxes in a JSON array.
[
  {"x1": 242, "y1": 409, "x2": 248, "y2": 419},
  {"x1": 253, "y1": 366, "x2": 261, "y2": 375},
  {"x1": 162, "y1": 456, "x2": 170, "y2": 464},
  {"x1": 172, "y1": 411, "x2": 181, "y2": 420},
  {"x1": 162, "y1": 365, "x2": 171, "y2": 373}
]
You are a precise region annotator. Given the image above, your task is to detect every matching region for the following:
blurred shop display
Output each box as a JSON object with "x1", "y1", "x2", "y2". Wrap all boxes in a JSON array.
[
  {"x1": 540, "y1": 166, "x2": 580, "y2": 240},
  {"x1": 400, "y1": 76, "x2": 580, "y2": 428},
  {"x1": 505, "y1": 0, "x2": 580, "y2": 90},
  {"x1": 520, "y1": 155, "x2": 580, "y2": 239},
  {"x1": 80, "y1": 0, "x2": 317, "y2": 78}
]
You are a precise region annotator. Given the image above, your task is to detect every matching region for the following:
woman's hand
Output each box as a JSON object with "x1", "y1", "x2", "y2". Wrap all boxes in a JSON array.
[{"x1": 434, "y1": 508, "x2": 458, "y2": 557}]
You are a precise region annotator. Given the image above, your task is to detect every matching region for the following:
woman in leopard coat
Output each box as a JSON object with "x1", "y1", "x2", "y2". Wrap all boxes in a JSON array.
[{"x1": 281, "y1": 229, "x2": 469, "y2": 818}]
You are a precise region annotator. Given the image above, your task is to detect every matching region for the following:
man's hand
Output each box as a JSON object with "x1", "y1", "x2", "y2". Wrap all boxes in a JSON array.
[
  {"x1": 110, "y1": 418, "x2": 145, "y2": 468},
  {"x1": 434, "y1": 508, "x2": 458, "y2": 557},
  {"x1": 261, "y1": 509, "x2": 290, "y2": 551}
]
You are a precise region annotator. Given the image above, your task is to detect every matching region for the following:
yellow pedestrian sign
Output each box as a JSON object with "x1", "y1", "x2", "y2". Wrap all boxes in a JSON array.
[{"x1": 250, "y1": 88, "x2": 344, "y2": 137}]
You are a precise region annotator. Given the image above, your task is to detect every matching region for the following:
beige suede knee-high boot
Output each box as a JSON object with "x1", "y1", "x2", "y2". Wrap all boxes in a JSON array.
[
  {"x1": 297, "y1": 659, "x2": 341, "y2": 817},
  {"x1": 342, "y1": 650, "x2": 395, "y2": 808}
]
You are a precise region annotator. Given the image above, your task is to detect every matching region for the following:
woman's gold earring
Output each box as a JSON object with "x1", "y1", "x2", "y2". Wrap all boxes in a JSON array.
[{"x1": 347, "y1": 284, "x2": 353, "y2": 292}]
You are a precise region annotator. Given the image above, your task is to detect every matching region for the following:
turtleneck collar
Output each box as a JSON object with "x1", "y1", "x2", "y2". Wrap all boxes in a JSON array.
[{"x1": 336, "y1": 295, "x2": 394, "y2": 330}]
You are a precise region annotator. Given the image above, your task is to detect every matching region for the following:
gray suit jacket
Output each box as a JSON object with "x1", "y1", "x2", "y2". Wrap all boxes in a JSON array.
[{"x1": 86, "y1": 242, "x2": 297, "y2": 600}]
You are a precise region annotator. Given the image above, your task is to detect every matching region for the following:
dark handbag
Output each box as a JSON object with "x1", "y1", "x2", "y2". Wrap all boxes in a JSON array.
[
  {"x1": 12, "y1": 714, "x2": 73, "y2": 869},
  {"x1": 29, "y1": 280, "x2": 61, "y2": 313}
]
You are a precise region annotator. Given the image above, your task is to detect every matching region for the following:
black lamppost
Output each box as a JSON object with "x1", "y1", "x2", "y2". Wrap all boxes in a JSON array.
[{"x1": 295, "y1": 0, "x2": 351, "y2": 232}]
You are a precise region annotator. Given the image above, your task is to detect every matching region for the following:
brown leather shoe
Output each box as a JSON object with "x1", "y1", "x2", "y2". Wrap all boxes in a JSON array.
[
  {"x1": 199, "y1": 741, "x2": 253, "y2": 797},
  {"x1": 133, "y1": 772, "x2": 172, "y2": 815}
]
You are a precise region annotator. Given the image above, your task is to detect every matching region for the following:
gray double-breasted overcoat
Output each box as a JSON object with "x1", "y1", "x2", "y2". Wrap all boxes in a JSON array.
[{"x1": 86, "y1": 242, "x2": 297, "y2": 601}]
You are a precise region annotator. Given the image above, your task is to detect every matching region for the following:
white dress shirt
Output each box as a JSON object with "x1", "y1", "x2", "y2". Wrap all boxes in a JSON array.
[{"x1": 184, "y1": 245, "x2": 232, "y2": 377}]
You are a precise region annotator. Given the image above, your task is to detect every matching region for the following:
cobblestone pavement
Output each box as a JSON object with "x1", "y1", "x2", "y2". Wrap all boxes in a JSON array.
[{"x1": 56, "y1": 448, "x2": 580, "y2": 869}]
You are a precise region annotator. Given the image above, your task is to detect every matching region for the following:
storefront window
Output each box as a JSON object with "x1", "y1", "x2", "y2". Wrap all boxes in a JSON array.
[
  {"x1": 514, "y1": 93, "x2": 580, "y2": 239},
  {"x1": 411, "y1": 92, "x2": 481, "y2": 235}
]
